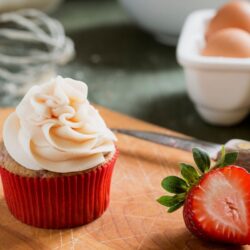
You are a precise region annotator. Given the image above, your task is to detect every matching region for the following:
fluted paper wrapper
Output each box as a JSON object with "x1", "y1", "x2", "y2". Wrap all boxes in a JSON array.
[{"x1": 0, "y1": 150, "x2": 118, "y2": 229}]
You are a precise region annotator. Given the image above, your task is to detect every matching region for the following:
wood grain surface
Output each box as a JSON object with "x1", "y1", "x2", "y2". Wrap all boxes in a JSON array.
[{"x1": 0, "y1": 107, "x2": 247, "y2": 250}]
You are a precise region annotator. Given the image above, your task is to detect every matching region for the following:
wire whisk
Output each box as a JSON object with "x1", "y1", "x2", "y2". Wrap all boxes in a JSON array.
[{"x1": 0, "y1": 8, "x2": 75, "y2": 104}]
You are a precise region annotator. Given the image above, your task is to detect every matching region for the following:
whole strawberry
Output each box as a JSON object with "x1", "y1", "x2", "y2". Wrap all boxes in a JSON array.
[{"x1": 157, "y1": 147, "x2": 250, "y2": 245}]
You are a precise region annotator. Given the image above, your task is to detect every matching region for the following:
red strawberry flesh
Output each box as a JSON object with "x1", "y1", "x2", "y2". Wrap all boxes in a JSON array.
[{"x1": 183, "y1": 166, "x2": 250, "y2": 244}]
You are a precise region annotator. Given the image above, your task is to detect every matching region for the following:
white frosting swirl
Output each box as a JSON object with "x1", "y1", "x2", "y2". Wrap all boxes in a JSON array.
[{"x1": 3, "y1": 76, "x2": 117, "y2": 173}]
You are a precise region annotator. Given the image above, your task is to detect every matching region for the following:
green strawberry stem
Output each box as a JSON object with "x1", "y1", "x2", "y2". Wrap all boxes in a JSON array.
[{"x1": 157, "y1": 146, "x2": 238, "y2": 213}]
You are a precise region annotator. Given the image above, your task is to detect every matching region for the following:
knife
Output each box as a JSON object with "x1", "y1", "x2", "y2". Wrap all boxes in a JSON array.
[{"x1": 113, "y1": 129, "x2": 250, "y2": 170}]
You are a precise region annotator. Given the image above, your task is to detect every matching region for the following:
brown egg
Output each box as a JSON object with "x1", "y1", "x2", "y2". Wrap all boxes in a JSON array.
[
  {"x1": 205, "y1": 0, "x2": 250, "y2": 40},
  {"x1": 202, "y1": 28, "x2": 250, "y2": 58}
]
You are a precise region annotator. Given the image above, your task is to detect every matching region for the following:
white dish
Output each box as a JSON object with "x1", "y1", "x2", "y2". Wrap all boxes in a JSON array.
[
  {"x1": 177, "y1": 10, "x2": 250, "y2": 126},
  {"x1": 118, "y1": 0, "x2": 228, "y2": 45}
]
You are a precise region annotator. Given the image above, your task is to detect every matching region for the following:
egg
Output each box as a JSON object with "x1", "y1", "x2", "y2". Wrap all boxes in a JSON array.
[
  {"x1": 205, "y1": 0, "x2": 250, "y2": 40},
  {"x1": 202, "y1": 28, "x2": 250, "y2": 58}
]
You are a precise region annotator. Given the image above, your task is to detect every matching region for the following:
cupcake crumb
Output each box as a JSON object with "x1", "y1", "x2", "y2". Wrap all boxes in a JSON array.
[{"x1": 0, "y1": 142, "x2": 114, "y2": 178}]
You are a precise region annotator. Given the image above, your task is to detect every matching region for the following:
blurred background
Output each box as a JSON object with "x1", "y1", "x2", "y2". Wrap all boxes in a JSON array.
[{"x1": 0, "y1": 0, "x2": 249, "y2": 144}]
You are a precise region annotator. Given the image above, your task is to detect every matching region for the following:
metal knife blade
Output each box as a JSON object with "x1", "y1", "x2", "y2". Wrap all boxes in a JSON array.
[
  {"x1": 113, "y1": 129, "x2": 250, "y2": 169},
  {"x1": 113, "y1": 129, "x2": 221, "y2": 159}
]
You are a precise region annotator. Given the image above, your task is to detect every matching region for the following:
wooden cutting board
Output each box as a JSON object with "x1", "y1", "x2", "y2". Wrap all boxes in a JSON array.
[{"x1": 0, "y1": 107, "x2": 248, "y2": 250}]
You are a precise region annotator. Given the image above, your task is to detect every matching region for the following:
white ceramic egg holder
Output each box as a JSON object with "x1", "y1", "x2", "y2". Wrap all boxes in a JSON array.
[{"x1": 177, "y1": 10, "x2": 250, "y2": 126}]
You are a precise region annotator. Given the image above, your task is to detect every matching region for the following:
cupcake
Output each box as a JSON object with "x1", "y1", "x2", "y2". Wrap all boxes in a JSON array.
[{"x1": 0, "y1": 76, "x2": 118, "y2": 229}]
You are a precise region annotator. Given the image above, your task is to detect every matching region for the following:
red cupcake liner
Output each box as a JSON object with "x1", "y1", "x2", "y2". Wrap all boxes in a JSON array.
[{"x1": 0, "y1": 150, "x2": 118, "y2": 229}]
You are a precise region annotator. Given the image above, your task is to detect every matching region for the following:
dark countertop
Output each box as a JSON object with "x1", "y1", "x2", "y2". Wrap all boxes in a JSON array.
[{"x1": 3, "y1": 0, "x2": 250, "y2": 144}]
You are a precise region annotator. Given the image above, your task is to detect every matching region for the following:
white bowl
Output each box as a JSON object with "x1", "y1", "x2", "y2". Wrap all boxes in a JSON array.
[
  {"x1": 118, "y1": 0, "x2": 228, "y2": 45},
  {"x1": 177, "y1": 10, "x2": 250, "y2": 126}
]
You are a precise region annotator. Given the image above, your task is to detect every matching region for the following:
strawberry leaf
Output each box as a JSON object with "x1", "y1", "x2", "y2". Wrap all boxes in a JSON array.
[
  {"x1": 216, "y1": 151, "x2": 238, "y2": 167},
  {"x1": 157, "y1": 193, "x2": 186, "y2": 207},
  {"x1": 224, "y1": 152, "x2": 238, "y2": 166},
  {"x1": 180, "y1": 163, "x2": 200, "y2": 185},
  {"x1": 192, "y1": 148, "x2": 210, "y2": 173},
  {"x1": 157, "y1": 196, "x2": 178, "y2": 207},
  {"x1": 214, "y1": 146, "x2": 238, "y2": 167},
  {"x1": 216, "y1": 146, "x2": 226, "y2": 166},
  {"x1": 161, "y1": 176, "x2": 188, "y2": 194},
  {"x1": 167, "y1": 201, "x2": 184, "y2": 213}
]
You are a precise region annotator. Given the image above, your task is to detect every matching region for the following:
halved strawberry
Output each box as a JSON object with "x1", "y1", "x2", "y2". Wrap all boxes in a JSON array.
[{"x1": 157, "y1": 147, "x2": 250, "y2": 245}]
